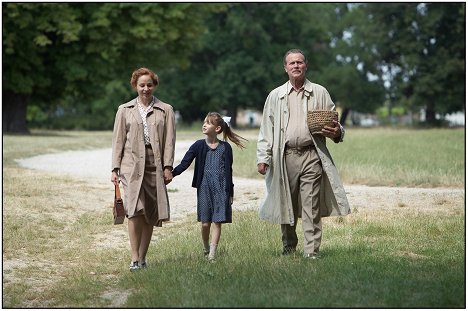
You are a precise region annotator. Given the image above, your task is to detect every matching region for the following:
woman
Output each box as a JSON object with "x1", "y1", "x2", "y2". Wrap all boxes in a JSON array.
[{"x1": 111, "y1": 67, "x2": 176, "y2": 272}]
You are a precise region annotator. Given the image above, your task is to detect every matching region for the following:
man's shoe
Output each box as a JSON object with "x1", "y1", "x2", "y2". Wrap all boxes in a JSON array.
[
  {"x1": 304, "y1": 252, "x2": 320, "y2": 259},
  {"x1": 282, "y1": 247, "x2": 296, "y2": 256}
]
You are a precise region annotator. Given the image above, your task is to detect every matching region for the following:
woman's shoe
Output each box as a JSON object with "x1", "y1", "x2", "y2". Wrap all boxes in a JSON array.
[{"x1": 129, "y1": 261, "x2": 140, "y2": 272}]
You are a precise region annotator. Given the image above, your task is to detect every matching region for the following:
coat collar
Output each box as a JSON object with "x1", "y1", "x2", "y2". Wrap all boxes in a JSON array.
[
  {"x1": 122, "y1": 97, "x2": 165, "y2": 111},
  {"x1": 279, "y1": 79, "x2": 314, "y2": 99}
]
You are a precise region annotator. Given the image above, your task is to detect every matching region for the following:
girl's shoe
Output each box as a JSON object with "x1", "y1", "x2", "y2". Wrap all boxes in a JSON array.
[
  {"x1": 129, "y1": 261, "x2": 140, "y2": 272},
  {"x1": 141, "y1": 261, "x2": 147, "y2": 269},
  {"x1": 203, "y1": 249, "x2": 210, "y2": 256}
]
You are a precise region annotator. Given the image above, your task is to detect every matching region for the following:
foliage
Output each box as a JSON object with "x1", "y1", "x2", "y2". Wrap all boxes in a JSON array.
[
  {"x1": 341, "y1": 3, "x2": 465, "y2": 124},
  {"x1": 3, "y1": 3, "x2": 465, "y2": 131},
  {"x1": 158, "y1": 3, "x2": 348, "y2": 124},
  {"x1": 3, "y1": 3, "x2": 224, "y2": 131}
]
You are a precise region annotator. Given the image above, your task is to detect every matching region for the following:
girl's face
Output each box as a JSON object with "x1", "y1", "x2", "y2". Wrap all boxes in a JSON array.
[
  {"x1": 202, "y1": 118, "x2": 221, "y2": 136},
  {"x1": 136, "y1": 74, "x2": 155, "y2": 99}
]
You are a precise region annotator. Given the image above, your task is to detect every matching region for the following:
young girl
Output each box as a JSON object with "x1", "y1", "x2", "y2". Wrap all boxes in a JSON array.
[{"x1": 172, "y1": 112, "x2": 247, "y2": 261}]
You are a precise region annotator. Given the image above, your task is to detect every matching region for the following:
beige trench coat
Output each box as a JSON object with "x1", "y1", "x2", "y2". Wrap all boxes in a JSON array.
[
  {"x1": 257, "y1": 79, "x2": 351, "y2": 225},
  {"x1": 111, "y1": 97, "x2": 176, "y2": 226}
]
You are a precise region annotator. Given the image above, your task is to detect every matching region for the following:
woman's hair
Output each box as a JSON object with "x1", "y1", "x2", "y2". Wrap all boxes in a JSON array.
[
  {"x1": 130, "y1": 67, "x2": 159, "y2": 89},
  {"x1": 205, "y1": 112, "x2": 247, "y2": 149}
]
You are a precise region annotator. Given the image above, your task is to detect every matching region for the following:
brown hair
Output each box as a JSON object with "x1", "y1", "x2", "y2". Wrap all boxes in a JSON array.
[
  {"x1": 205, "y1": 112, "x2": 248, "y2": 149},
  {"x1": 130, "y1": 67, "x2": 159, "y2": 89},
  {"x1": 283, "y1": 49, "x2": 308, "y2": 65}
]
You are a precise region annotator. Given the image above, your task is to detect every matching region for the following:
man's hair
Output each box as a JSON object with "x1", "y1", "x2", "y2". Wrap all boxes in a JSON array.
[{"x1": 283, "y1": 49, "x2": 308, "y2": 65}]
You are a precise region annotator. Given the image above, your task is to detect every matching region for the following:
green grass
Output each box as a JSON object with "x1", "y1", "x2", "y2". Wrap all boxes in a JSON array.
[
  {"x1": 3, "y1": 127, "x2": 463, "y2": 187},
  {"x1": 2, "y1": 127, "x2": 465, "y2": 307},
  {"x1": 328, "y1": 128, "x2": 465, "y2": 187},
  {"x1": 232, "y1": 127, "x2": 465, "y2": 187},
  {"x1": 118, "y1": 210, "x2": 464, "y2": 308}
]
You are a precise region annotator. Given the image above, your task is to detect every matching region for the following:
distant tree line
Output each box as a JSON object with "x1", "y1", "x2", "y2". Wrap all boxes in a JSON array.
[{"x1": 3, "y1": 3, "x2": 465, "y2": 132}]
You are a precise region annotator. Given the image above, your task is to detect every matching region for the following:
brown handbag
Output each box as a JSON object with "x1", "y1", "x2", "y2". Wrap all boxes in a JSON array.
[{"x1": 113, "y1": 183, "x2": 125, "y2": 225}]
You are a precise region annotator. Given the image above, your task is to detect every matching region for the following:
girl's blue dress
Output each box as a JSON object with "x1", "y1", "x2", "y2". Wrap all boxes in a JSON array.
[{"x1": 197, "y1": 143, "x2": 232, "y2": 223}]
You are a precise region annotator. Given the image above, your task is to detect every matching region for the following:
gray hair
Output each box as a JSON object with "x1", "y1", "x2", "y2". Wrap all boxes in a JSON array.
[{"x1": 283, "y1": 49, "x2": 308, "y2": 65}]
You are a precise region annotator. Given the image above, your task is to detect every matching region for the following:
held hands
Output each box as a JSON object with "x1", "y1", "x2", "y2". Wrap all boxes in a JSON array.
[
  {"x1": 112, "y1": 168, "x2": 173, "y2": 185},
  {"x1": 164, "y1": 168, "x2": 173, "y2": 185},
  {"x1": 321, "y1": 120, "x2": 341, "y2": 139},
  {"x1": 257, "y1": 163, "x2": 268, "y2": 175}
]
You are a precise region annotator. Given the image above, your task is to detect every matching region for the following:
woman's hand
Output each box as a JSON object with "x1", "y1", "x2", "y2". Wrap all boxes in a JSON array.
[
  {"x1": 111, "y1": 170, "x2": 119, "y2": 186},
  {"x1": 164, "y1": 168, "x2": 173, "y2": 185}
]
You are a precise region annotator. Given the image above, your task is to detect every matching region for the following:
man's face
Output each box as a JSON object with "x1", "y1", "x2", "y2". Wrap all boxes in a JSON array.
[{"x1": 284, "y1": 53, "x2": 307, "y2": 81}]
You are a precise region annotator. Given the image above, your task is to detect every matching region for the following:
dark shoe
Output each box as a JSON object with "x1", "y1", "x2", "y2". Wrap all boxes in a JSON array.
[
  {"x1": 282, "y1": 247, "x2": 296, "y2": 256},
  {"x1": 140, "y1": 261, "x2": 147, "y2": 269},
  {"x1": 304, "y1": 252, "x2": 320, "y2": 259},
  {"x1": 129, "y1": 261, "x2": 140, "y2": 272},
  {"x1": 203, "y1": 249, "x2": 210, "y2": 256}
]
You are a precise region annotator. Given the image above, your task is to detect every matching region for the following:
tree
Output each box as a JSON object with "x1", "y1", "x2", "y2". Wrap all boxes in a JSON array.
[
  {"x1": 157, "y1": 3, "x2": 342, "y2": 125},
  {"x1": 343, "y1": 3, "x2": 465, "y2": 125},
  {"x1": 3, "y1": 3, "x2": 222, "y2": 132}
]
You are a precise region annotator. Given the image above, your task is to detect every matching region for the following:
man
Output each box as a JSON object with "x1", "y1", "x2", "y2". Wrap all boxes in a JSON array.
[{"x1": 257, "y1": 49, "x2": 350, "y2": 259}]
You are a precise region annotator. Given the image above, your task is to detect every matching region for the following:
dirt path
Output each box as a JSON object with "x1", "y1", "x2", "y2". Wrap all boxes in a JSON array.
[{"x1": 16, "y1": 141, "x2": 465, "y2": 220}]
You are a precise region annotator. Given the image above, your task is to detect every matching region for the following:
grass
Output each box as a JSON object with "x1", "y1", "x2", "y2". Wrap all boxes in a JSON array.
[
  {"x1": 232, "y1": 127, "x2": 465, "y2": 187},
  {"x1": 121, "y1": 209, "x2": 464, "y2": 308},
  {"x1": 2, "y1": 127, "x2": 465, "y2": 307}
]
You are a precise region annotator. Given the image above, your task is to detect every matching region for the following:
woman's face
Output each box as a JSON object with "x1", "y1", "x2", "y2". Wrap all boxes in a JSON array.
[{"x1": 136, "y1": 74, "x2": 155, "y2": 99}]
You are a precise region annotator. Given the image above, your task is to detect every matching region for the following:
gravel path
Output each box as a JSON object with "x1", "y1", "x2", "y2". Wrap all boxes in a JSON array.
[{"x1": 16, "y1": 142, "x2": 465, "y2": 222}]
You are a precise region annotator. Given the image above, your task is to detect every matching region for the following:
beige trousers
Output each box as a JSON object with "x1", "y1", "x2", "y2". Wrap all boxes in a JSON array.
[{"x1": 281, "y1": 145, "x2": 322, "y2": 254}]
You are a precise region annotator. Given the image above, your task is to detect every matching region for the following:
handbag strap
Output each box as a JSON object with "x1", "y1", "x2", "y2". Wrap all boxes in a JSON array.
[{"x1": 115, "y1": 184, "x2": 122, "y2": 200}]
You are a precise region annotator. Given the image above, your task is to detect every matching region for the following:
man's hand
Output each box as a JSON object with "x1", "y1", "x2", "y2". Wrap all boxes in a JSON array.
[
  {"x1": 257, "y1": 163, "x2": 269, "y2": 175},
  {"x1": 321, "y1": 120, "x2": 341, "y2": 139}
]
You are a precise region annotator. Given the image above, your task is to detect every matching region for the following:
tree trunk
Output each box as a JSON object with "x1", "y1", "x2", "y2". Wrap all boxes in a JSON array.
[
  {"x1": 425, "y1": 103, "x2": 436, "y2": 124},
  {"x1": 3, "y1": 91, "x2": 29, "y2": 133},
  {"x1": 340, "y1": 107, "x2": 350, "y2": 125},
  {"x1": 226, "y1": 106, "x2": 238, "y2": 127}
]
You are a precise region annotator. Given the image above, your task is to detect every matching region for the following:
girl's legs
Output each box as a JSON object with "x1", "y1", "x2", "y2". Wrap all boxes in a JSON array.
[
  {"x1": 201, "y1": 222, "x2": 211, "y2": 254},
  {"x1": 208, "y1": 223, "x2": 222, "y2": 260}
]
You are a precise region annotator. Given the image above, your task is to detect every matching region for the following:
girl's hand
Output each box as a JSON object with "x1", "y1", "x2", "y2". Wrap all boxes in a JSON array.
[{"x1": 164, "y1": 168, "x2": 173, "y2": 185}]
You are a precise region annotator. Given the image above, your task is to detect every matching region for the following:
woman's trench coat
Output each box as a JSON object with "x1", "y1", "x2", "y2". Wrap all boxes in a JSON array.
[
  {"x1": 257, "y1": 80, "x2": 351, "y2": 226},
  {"x1": 112, "y1": 97, "x2": 176, "y2": 226}
]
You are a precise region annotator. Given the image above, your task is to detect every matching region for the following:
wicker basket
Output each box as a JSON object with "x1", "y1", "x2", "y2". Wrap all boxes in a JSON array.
[{"x1": 307, "y1": 110, "x2": 339, "y2": 134}]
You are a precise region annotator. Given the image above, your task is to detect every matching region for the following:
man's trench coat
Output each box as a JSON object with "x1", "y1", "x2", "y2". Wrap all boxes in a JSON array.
[
  {"x1": 257, "y1": 79, "x2": 351, "y2": 226},
  {"x1": 112, "y1": 97, "x2": 176, "y2": 226}
]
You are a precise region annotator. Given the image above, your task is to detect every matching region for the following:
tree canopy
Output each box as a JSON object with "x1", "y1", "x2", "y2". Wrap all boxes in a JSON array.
[{"x1": 3, "y1": 3, "x2": 465, "y2": 132}]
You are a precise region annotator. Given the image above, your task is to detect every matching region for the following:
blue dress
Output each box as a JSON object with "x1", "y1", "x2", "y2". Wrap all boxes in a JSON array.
[{"x1": 197, "y1": 143, "x2": 232, "y2": 223}]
